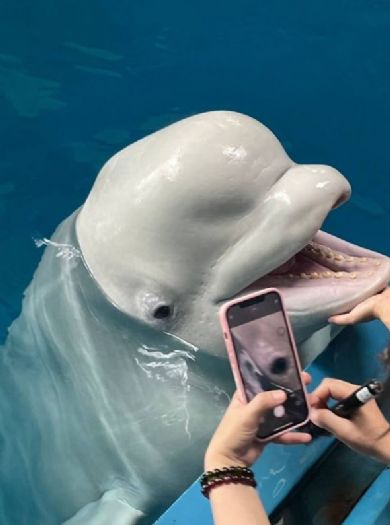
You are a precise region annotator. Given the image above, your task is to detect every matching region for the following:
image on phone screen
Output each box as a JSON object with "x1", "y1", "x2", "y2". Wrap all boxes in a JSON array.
[{"x1": 228, "y1": 292, "x2": 308, "y2": 439}]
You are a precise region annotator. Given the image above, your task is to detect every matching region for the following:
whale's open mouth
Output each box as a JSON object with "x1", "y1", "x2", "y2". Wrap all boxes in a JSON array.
[{"x1": 232, "y1": 229, "x2": 390, "y2": 322}]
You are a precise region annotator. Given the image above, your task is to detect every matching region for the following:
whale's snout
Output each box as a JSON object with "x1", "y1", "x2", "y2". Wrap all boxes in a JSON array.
[{"x1": 283, "y1": 163, "x2": 351, "y2": 211}]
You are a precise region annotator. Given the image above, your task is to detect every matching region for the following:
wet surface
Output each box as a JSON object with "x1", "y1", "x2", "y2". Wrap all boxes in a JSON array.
[{"x1": 271, "y1": 442, "x2": 386, "y2": 525}]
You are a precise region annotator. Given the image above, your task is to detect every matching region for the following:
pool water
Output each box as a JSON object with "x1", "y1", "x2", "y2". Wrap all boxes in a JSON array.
[{"x1": 1, "y1": 0, "x2": 389, "y2": 341}]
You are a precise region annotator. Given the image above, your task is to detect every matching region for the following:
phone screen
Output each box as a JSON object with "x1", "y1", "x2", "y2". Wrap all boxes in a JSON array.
[{"x1": 227, "y1": 291, "x2": 308, "y2": 439}]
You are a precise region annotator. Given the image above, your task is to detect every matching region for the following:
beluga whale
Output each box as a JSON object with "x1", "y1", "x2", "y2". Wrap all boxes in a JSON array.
[{"x1": 0, "y1": 111, "x2": 389, "y2": 525}]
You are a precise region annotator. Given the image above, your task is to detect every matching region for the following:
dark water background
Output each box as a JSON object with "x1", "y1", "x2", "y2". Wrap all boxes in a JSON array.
[{"x1": 0, "y1": 0, "x2": 389, "y2": 340}]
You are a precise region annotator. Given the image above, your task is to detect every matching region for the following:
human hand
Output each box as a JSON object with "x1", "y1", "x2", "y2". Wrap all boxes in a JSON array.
[
  {"x1": 204, "y1": 372, "x2": 312, "y2": 471},
  {"x1": 310, "y1": 378, "x2": 390, "y2": 464},
  {"x1": 329, "y1": 287, "x2": 390, "y2": 330}
]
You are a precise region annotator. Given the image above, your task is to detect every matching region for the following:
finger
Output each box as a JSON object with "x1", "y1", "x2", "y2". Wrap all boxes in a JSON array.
[
  {"x1": 312, "y1": 378, "x2": 359, "y2": 403},
  {"x1": 329, "y1": 313, "x2": 373, "y2": 325},
  {"x1": 328, "y1": 313, "x2": 355, "y2": 325},
  {"x1": 230, "y1": 390, "x2": 246, "y2": 406},
  {"x1": 381, "y1": 287, "x2": 390, "y2": 299},
  {"x1": 311, "y1": 408, "x2": 353, "y2": 440},
  {"x1": 273, "y1": 432, "x2": 312, "y2": 445},
  {"x1": 328, "y1": 300, "x2": 375, "y2": 325},
  {"x1": 308, "y1": 393, "x2": 321, "y2": 407},
  {"x1": 301, "y1": 371, "x2": 312, "y2": 386},
  {"x1": 247, "y1": 390, "x2": 287, "y2": 419},
  {"x1": 328, "y1": 302, "x2": 364, "y2": 324},
  {"x1": 223, "y1": 391, "x2": 246, "y2": 415}
]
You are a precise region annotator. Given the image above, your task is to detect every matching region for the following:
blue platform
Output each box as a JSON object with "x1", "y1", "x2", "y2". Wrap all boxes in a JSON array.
[{"x1": 342, "y1": 468, "x2": 390, "y2": 525}]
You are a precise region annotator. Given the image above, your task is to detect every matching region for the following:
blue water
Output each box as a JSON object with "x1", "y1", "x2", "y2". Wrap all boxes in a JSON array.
[{"x1": 0, "y1": 0, "x2": 390, "y2": 341}]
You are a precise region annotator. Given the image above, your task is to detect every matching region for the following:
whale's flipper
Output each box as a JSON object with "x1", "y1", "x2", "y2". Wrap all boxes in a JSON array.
[{"x1": 63, "y1": 489, "x2": 144, "y2": 525}]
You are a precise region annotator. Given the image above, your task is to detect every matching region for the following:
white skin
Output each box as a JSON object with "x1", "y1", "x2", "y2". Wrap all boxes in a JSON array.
[{"x1": 204, "y1": 288, "x2": 390, "y2": 525}]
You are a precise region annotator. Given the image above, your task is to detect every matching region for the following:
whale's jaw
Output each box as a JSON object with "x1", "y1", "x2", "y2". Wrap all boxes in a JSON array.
[{"x1": 221, "y1": 229, "x2": 390, "y2": 329}]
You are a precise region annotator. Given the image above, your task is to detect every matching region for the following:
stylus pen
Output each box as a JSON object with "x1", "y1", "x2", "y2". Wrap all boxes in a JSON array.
[{"x1": 305, "y1": 379, "x2": 383, "y2": 437}]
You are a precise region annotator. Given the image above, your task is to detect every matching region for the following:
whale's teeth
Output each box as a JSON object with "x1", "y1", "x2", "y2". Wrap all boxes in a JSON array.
[
  {"x1": 277, "y1": 269, "x2": 361, "y2": 280},
  {"x1": 306, "y1": 243, "x2": 365, "y2": 265}
]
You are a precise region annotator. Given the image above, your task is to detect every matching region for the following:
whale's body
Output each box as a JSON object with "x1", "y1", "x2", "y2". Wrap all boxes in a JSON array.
[
  {"x1": 1, "y1": 112, "x2": 389, "y2": 524},
  {"x1": 0, "y1": 214, "x2": 230, "y2": 524}
]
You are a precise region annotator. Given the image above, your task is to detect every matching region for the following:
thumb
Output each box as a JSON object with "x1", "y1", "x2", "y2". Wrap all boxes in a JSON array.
[
  {"x1": 328, "y1": 313, "x2": 355, "y2": 325},
  {"x1": 329, "y1": 298, "x2": 377, "y2": 325},
  {"x1": 247, "y1": 390, "x2": 287, "y2": 419},
  {"x1": 328, "y1": 307, "x2": 364, "y2": 325},
  {"x1": 311, "y1": 408, "x2": 352, "y2": 440}
]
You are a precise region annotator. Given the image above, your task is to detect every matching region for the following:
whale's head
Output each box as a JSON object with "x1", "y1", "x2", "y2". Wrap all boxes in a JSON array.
[{"x1": 76, "y1": 111, "x2": 390, "y2": 364}]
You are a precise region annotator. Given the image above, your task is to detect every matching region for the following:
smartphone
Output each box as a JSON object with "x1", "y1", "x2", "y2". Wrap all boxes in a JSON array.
[{"x1": 220, "y1": 288, "x2": 310, "y2": 441}]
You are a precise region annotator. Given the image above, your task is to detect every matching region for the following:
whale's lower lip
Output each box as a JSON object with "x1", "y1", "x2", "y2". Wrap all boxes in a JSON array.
[{"x1": 225, "y1": 230, "x2": 390, "y2": 319}]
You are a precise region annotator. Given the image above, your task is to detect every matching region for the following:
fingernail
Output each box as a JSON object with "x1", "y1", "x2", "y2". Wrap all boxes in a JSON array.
[
  {"x1": 271, "y1": 390, "x2": 287, "y2": 402},
  {"x1": 310, "y1": 408, "x2": 319, "y2": 422}
]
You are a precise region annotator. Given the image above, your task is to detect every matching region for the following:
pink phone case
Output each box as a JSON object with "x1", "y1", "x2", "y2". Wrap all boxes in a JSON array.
[{"x1": 219, "y1": 287, "x2": 311, "y2": 442}]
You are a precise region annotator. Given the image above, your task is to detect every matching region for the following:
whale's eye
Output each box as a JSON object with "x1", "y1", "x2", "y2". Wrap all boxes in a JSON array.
[
  {"x1": 270, "y1": 357, "x2": 288, "y2": 375},
  {"x1": 138, "y1": 291, "x2": 175, "y2": 323},
  {"x1": 153, "y1": 305, "x2": 172, "y2": 319}
]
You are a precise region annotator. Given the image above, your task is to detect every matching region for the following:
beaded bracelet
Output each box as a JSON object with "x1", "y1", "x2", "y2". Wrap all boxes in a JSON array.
[{"x1": 200, "y1": 466, "x2": 257, "y2": 498}]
